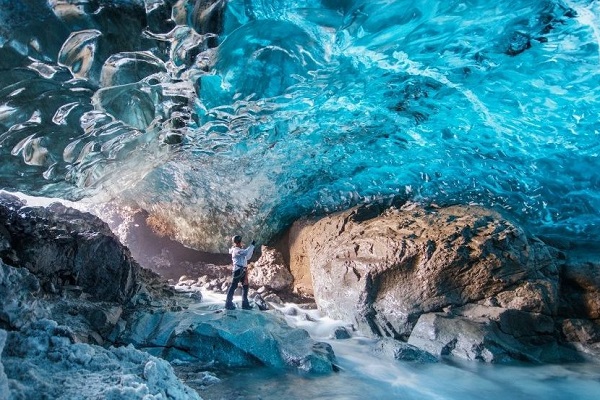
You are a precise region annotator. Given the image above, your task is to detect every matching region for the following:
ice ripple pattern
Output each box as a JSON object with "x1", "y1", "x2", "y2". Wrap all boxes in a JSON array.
[{"x1": 0, "y1": 0, "x2": 598, "y2": 251}]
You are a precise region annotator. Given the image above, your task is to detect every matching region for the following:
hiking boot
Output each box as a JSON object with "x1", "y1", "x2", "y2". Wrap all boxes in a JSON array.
[
  {"x1": 225, "y1": 302, "x2": 236, "y2": 310},
  {"x1": 241, "y1": 302, "x2": 253, "y2": 310}
]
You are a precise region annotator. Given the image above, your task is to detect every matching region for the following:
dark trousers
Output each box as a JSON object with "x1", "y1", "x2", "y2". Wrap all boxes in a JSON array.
[{"x1": 225, "y1": 267, "x2": 249, "y2": 305}]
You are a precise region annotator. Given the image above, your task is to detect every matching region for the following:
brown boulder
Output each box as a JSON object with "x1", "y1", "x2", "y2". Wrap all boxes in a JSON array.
[{"x1": 248, "y1": 246, "x2": 294, "y2": 291}]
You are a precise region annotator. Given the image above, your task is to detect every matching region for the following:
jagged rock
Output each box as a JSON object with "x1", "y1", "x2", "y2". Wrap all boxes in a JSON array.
[
  {"x1": 0, "y1": 193, "x2": 140, "y2": 303},
  {"x1": 332, "y1": 326, "x2": 352, "y2": 340},
  {"x1": 371, "y1": 338, "x2": 438, "y2": 363},
  {"x1": 0, "y1": 261, "x2": 45, "y2": 330},
  {"x1": 288, "y1": 204, "x2": 559, "y2": 344},
  {"x1": 116, "y1": 308, "x2": 336, "y2": 374},
  {"x1": 1, "y1": 320, "x2": 200, "y2": 400},
  {"x1": 248, "y1": 246, "x2": 294, "y2": 291},
  {"x1": 558, "y1": 260, "x2": 600, "y2": 320},
  {"x1": 562, "y1": 319, "x2": 600, "y2": 344},
  {"x1": 407, "y1": 304, "x2": 577, "y2": 363},
  {"x1": 407, "y1": 305, "x2": 581, "y2": 363}
]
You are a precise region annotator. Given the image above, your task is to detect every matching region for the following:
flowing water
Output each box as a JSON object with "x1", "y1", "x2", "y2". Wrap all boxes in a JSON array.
[{"x1": 178, "y1": 291, "x2": 600, "y2": 400}]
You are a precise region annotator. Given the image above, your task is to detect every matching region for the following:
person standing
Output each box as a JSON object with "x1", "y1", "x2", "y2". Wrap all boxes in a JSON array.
[{"x1": 225, "y1": 235, "x2": 255, "y2": 310}]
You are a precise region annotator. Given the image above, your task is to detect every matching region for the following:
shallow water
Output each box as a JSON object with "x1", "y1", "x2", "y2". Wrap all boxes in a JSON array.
[{"x1": 179, "y1": 292, "x2": 600, "y2": 400}]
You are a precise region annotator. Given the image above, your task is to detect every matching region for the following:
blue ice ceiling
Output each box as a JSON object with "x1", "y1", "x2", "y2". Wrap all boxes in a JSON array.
[{"x1": 0, "y1": 0, "x2": 599, "y2": 252}]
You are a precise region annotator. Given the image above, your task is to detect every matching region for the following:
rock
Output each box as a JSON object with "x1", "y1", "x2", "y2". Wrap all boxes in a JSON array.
[
  {"x1": 248, "y1": 246, "x2": 294, "y2": 291},
  {"x1": 116, "y1": 308, "x2": 336, "y2": 374},
  {"x1": 288, "y1": 204, "x2": 559, "y2": 342},
  {"x1": 0, "y1": 261, "x2": 44, "y2": 329},
  {"x1": 0, "y1": 329, "x2": 10, "y2": 396},
  {"x1": 562, "y1": 319, "x2": 600, "y2": 344},
  {"x1": 263, "y1": 293, "x2": 284, "y2": 305},
  {"x1": 332, "y1": 326, "x2": 352, "y2": 340},
  {"x1": 371, "y1": 338, "x2": 438, "y2": 363},
  {"x1": 0, "y1": 194, "x2": 140, "y2": 303},
  {"x1": 81, "y1": 305, "x2": 123, "y2": 335},
  {"x1": 407, "y1": 305, "x2": 577, "y2": 363},
  {"x1": 559, "y1": 260, "x2": 600, "y2": 320},
  {"x1": 253, "y1": 294, "x2": 269, "y2": 311}
]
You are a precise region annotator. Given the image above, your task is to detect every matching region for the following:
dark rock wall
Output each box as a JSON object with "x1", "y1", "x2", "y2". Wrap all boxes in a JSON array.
[{"x1": 0, "y1": 192, "x2": 140, "y2": 303}]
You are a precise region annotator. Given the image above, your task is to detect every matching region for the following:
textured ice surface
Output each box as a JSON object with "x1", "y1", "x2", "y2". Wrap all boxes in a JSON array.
[
  {"x1": 0, "y1": 0, "x2": 599, "y2": 251},
  {"x1": 1, "y1": 321, "x2": 201, "y2": 400}
]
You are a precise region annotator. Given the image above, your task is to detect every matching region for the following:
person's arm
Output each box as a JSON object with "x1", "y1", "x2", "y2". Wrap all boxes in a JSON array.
[{"x1": 244, "y1": 244, "x2": 255, "y2": 261}]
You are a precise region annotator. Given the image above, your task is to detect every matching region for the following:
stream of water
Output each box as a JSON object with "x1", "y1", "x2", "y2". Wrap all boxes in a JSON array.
[{"x1": 177, "y1": 291, "x2": 600, "y2": 400}]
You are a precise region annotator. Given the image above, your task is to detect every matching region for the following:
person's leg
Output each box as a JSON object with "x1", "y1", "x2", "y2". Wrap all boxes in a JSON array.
[
  {"x1": 225, "y1": 270, "x2": 243, "y2": 309},
  {"x1": 241, "y1": 268, "x2": 251, "y2": 309}
]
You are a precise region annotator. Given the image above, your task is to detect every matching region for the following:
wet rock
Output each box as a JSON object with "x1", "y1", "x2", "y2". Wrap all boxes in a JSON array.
[
  {"x1": 333, "y1": 326, "x2": 352, "y2": 340},
  {"x1": 288, "y1": 204, "x2": 559, "y2": 342},
  {"x1": 0, "y1": 193, "x2": 140, "y2": 303},
  {"x1": 562, "y1": 319, "x2": 600, "y2": 344},
  {"x1": 407, "y1": 305, "x2": 578, "y2": 363},
  {"x1": 253, "y1": 294, "x2": 269, "y2": 311},
  {"x1": 248, "y1": 246, "x2": 294, "y2": 291},
  {"x1": 116, "y1": 308, "x2": 336, "y2": 374},
  {"x1": 263, "y1": 293, "x2": 284, "y2": 305},
  {"x1": 371, "y1": 338, "x2": 438, "y2": 363}
]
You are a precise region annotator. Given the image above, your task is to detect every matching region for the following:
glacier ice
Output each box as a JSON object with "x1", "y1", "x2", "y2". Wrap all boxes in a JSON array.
[{"x1": 0, "y1": 0, "x2": 599, "y2": 252}]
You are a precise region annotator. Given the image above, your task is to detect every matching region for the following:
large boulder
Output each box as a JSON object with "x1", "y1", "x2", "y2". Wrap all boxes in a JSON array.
[
  {"x1": 0, "y1": 192, "x2": 140, "y2": 303},
  {"x1": 114, "y1": 307, "x2": 336, "y2": 374},
  {"x1": 288, "y1": 203, "x2": 559, "y2": 342},
  {"x1": 406, "y1": 305, "x2": 579, "y2": 363},
  {"x1": 248, "y1": 246, "x2": 294, "y2": 292}
]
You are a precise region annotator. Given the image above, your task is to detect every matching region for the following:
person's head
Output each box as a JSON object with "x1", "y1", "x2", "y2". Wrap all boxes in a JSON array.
[{"x1": 232, "y1": 235, "x2": 242, "y2": 246}]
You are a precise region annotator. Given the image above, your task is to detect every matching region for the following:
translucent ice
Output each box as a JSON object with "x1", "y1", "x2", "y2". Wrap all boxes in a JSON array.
[{"x1": 1, "y1": 0, "x2": 599, "y2": 251}]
